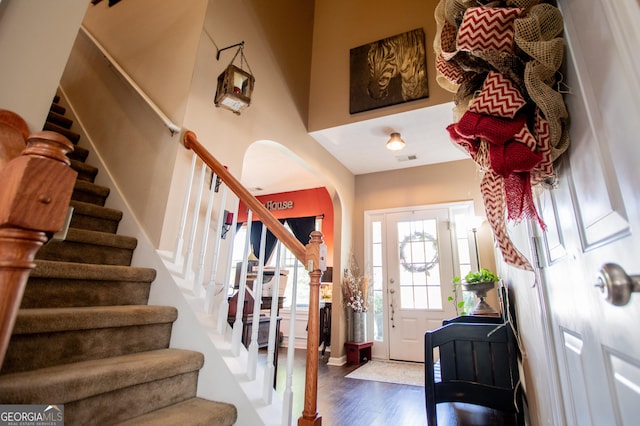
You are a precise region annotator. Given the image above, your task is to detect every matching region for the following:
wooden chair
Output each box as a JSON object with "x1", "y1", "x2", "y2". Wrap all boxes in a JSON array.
[{"x1": 424, "y1": 320, "x2": 524, "y2": 425}]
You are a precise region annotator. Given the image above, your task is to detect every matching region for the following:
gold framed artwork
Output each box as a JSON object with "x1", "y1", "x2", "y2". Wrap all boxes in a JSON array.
[{"x1": 349, "y1": 28, "x2": 429, "y2": 114}]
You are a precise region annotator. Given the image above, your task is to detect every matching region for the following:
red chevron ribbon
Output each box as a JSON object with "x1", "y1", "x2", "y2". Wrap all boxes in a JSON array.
[
  {"x1": 531, "y1": 109, "x2": 553, "y2": 185},
  {"x1": 481, "y1": 170, "x2": 533, "y2": 271},
  {"x1": 457, "y1": 6, "x2": 524, "y2": 54},
  {"x1": 440, "y1": 20, "x2": 459, "y2": 61},
  {"x1": 436, "y1": 54, "x2": 471, "y2": 85},
  {"x1": 469, "y1": 71, "x2": 527, "y2": 119}
]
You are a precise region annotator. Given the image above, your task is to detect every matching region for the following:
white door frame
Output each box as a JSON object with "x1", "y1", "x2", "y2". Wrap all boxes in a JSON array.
[{"x1": 364, "y1": 201, "x2": 475, "y2": 360}]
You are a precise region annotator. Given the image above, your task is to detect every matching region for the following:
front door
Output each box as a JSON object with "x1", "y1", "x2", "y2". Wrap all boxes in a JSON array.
[
  {"x1": 386, "y1": 208, "x2": 457, "y2": 362},
  {"x1": 534, "y1": 1, "x2": 640, "y2": 424}
]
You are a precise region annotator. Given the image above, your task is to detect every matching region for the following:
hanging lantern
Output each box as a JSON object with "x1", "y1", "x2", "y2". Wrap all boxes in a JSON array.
[{"x1": 214, "y1": 42, "x2": 255, "y2": 115}]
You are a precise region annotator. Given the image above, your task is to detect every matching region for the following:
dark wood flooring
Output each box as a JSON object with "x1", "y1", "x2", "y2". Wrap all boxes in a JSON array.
[{"x1": 274, "y1": 348, "x2": 521, "y2": 426}]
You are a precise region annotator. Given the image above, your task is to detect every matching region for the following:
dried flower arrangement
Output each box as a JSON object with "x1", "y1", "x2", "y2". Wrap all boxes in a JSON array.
[{"x1": 342, "y1": 255, "x2": 371, "y2": 313}]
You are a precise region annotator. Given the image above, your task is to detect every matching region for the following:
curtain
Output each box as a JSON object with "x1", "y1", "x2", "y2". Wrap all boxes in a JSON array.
[
  {"x1": 286, "y1": 216, "x2": 317, "y2": 246},
  {"x1": 249, "y1": 220, "x2": 281, "y2": 261},
  {"x1": 241, "y1": 216, "x2": 315, "y2": 261}
]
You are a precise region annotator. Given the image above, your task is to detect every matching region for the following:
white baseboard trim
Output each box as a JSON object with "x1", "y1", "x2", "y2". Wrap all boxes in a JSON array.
[{"x1": 327, "y1": 355, "x2": 346, "y2": 366}]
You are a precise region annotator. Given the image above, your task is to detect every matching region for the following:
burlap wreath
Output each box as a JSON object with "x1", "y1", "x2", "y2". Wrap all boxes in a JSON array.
[{"x1": 435, "y1": 0, "x2": 569, "y2": 271}]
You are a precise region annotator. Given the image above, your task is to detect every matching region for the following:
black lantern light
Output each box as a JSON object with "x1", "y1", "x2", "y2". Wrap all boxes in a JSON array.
[{"x1": 214, "y1": 41, "x2": 255, "y2": 115}]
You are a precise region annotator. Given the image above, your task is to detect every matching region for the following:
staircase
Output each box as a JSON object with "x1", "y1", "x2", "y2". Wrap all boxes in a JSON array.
[{"x1": 0, "y1": 98, "x2": 237, "y2": 425}]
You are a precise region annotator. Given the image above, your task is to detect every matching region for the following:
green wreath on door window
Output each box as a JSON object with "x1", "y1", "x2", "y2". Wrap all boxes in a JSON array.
[{"x1": 399, "y1": 231, "x2": 439, "y2": 274}]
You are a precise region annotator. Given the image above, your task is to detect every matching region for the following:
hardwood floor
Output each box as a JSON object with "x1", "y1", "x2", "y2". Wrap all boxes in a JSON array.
[{"x1": 275, "y1": 349, "x2": 520, "y2": 426}]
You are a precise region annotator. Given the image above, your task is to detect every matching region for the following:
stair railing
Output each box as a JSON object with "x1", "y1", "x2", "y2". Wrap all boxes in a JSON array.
[
  {"x1": 0, "y1": 130, "x2": 77, "y2": 367},
  {"x1": 169, "y1": 130, "x2": 324, "y2": 426}
]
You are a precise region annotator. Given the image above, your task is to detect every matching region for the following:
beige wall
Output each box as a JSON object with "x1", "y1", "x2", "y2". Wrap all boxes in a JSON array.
[
  {"x1": 59, "y1": 0, "x2": 208, "y2": 246},
  {"x1": 309, "y1": 0, "x2": 452, "y2": 132},
  {"x1": 0, "y1": 0, "x2": 88, "y2": 131},
  {"x1": 81, "y1": 0, "x2": 208, "y2": 124},
  {"x1": 246, "y1": 0, "x2": 314, "y2": 124},
  {"x1": 498, "y1": 222, "x2": 557, "y2": 426},
  {"x1": 60, "y1": 33, "x2": 179, "y2": 246},
  {"x1": 354, "y1": 159, "x2": 496, "y2": 272},
  {"x1": 169, "y1": 0, "x2": 356, "y2": 266}
]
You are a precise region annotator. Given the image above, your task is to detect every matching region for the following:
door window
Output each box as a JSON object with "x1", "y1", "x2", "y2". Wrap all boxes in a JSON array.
[{"x1": 396, "y1": 219, "x2": 442, "y2": 310}]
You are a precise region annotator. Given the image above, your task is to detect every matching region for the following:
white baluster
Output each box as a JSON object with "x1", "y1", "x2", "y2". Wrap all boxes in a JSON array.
[
  {"x1": 263, "y1": 243, "x2": 282, "y2": 403},
  {"x1": 247, "y1": 225, "x2": 267, "y2": 380},
  {"x1": 182, "y1": 161, "x2": 207, "y2": 279},
  {"x1": 231, "y1": 211, "x2": 253, "y2": 354},
  {"x1": 205, "y1": 186, "x2": 228, "y2": 314},
  {"x1": 216, "y1": 197, "x2": 240, "y2": 334},
  {"x1": 173, "y1": 152, "x2": 196, "y2": 263},
  {"x1": 194, "y1": 171, "x2": 216, "y2": 297},
  {"x1": 282, "y1": 259, "x2": 299, "y2": 425}
]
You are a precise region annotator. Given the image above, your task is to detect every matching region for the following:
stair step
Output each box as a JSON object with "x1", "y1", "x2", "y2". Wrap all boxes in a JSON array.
[
  {"x1": 43, "y1": 121, "x2": 80, "y2": 144},
  {"x1": 2, "y1": 305, "x2": 177, "y2": 374},
  {"x1": 0, "y1": 349, "x2": 205, "y2": 425},
  {"x1": 46, "y1": 110, "x2": 73, "y2": 129},
  {"x1": 2, "y1": 94, "x2": 238, "y2": 423},
  {"x1": 50, "y1": 102, "x2": 65, "y2": 115},
  {"x1": 14, "y1": 305, "x2": 176, "y2": 334},
  {"x1": 23, "y1": 260, "x2": 155, "y2": 308},
  {"x1": 114, "y1": 397, "x2": 237, "y2": 426},
  {"x1": 72, "y1": 179, "x2": 110, "y2": 206},
  {"x1": 36, "y1": 228, "x2": 137, "y2": 266},
  {"x1": 68, "y1": 144, "x2": 89, "y2": 162},
  {"x1": 69, "y1": 200, "x2": 123, "y2": 233},
  {"x1": 70, "y1": 158, "x2": 98, "y2": 182}
]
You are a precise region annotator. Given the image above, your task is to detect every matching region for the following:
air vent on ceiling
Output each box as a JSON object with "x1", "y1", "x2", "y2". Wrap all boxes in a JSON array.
[{"x1": 395, "y1": 154, "x2": 418, "y2": 162}]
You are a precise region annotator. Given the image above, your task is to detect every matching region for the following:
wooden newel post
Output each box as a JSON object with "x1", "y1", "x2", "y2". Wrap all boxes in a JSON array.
[
  {"x1": 0, "y1": 130, "x2": 77, "y2": 367},
  {"x1": 298, "y1": 230, "x2": 324, "y2": 426}
]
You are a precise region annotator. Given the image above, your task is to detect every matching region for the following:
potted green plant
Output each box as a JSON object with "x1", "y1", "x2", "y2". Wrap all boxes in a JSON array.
[{"x1": 453, "y1": 268, "x2": 500, "y2": 316}]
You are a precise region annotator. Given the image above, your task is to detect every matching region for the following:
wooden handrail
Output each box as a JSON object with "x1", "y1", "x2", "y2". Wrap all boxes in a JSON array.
[
  {"x1": 182, "y1": 130, "x2": 323, "y2": 425},
  {"x1": 183, "y1": 130, "x2": 306, "y2": 263},
  {"x1": 0, "y1": 130, "x2": 77, "y2": 367}
]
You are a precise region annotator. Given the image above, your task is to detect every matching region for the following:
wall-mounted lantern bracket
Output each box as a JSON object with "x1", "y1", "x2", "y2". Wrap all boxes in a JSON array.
[{"x1": 216, "y1": 41, "x2": 245, "y2": 61}]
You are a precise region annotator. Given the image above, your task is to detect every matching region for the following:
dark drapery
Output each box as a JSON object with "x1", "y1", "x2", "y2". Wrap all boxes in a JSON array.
[
  {"x1": 285, "y1": 216, "x2": 317, "y2": 246},
  {"x1": 249, "y1": 220, "x2": 282, "y2": 261},
  {"x1": 240, "y1": 216, "x2": 316, "y2": 262}
]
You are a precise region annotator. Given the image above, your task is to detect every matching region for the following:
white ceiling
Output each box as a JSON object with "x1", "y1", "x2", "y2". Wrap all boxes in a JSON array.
[{"x1": 241, "y1": 102, "x2": 469, "y2": 195}]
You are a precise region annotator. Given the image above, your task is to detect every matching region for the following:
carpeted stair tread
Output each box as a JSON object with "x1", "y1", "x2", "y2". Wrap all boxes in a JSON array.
[
  {"x1": 23, "y1": 260, "x2": 155, "y2": 308},
  {"x1": 36, "y1": 228, "x2": 137, "y2": 265},
  {"x1": 1, "y1": 94, "x2": 239, "y2": 423},
  {"x1": 31, "y1": 259, "x2": 154, "y2": 281},
  {"x1": 68, "y1": 144, "x2": 89, "y2": 162},
  {"x1": 69, "y1": 158, "x2": 98, "y2": 182},
  {"x1": 3, "y1": 306, "x2": 175, "y2": 373},
  {"x1": 12, "y1": 305, "x2": 177, "y2": 334},
  {"x1": 50, "y1": 102, "x2": 65, "y2": 115},
  {"x1": 114, "y1": 397, "x2": 237, "y2": 426},
  {"x1": 0, "y1": 348, "x2": 204, "y2": 404},
  {"x1": 43, "y1": 121, "x2": 80, "y2": 144},
  {"x1": 46, "y1": 110, "x2": 73, "y2": 129},
  {"x1": 72, "y1": 179, "x2": 110, "y2": 206},
  {"x1": 49, "y1": 227, "x2": 136, "y2": 249},
  {"x1": 68, "y1": 200, "x2": 123, "y2": 233}
]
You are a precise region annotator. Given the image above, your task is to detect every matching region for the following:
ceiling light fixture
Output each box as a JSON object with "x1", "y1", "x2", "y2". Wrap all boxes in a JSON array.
[{"x1": 386, "y1": 132, "x2": 406, "y2": 151}]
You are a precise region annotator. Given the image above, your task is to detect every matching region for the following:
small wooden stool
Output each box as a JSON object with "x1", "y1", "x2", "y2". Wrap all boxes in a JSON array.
[{"x1": 345, "y1": 341, "x2": 373, "y2": 365}]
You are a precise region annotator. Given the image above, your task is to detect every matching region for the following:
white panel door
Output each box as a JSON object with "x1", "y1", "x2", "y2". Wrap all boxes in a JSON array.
[
  {"x1": 535, "y1": 0, "x2": 640, "y2": 424},
  {"x1": 386, "y1": 208, "x2": 456, "y2": 362}
]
